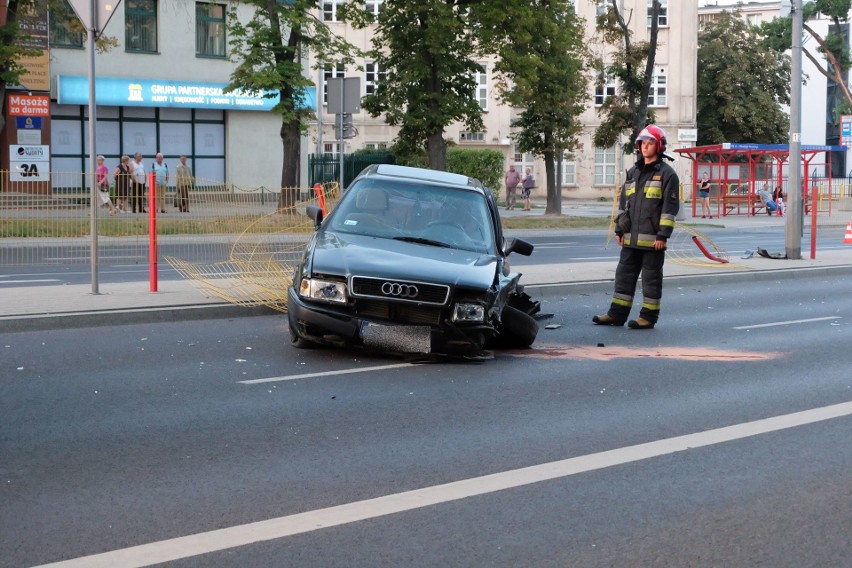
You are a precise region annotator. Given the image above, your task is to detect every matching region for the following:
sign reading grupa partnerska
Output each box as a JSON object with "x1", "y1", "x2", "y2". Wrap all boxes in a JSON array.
[{"x1": 57, "y1": 75, "x2": 317, "y2": 112}]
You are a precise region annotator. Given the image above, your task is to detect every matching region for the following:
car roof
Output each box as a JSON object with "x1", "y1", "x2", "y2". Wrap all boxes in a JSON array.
[{"x1": 356, "y1": 164, "x2": 487, "y2": 194}]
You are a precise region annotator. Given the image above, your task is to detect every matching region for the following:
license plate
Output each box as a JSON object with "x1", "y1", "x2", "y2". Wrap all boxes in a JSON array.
[{"x1": 360, "y1": 322, "x2": 431, "y2": 353}]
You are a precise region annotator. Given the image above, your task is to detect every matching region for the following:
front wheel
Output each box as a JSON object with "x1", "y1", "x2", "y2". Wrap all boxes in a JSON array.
[
  {"x1": 496, "y1": 305, "x2": 538, "y2": 348},
  {"x1": 289, "y1": 319, "x2": 320, "y2": 349}
]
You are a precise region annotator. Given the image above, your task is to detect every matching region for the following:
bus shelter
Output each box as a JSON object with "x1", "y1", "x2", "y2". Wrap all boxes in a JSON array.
[{"x1": 675, "y1": 143, "x2": 843, "y2": 217}]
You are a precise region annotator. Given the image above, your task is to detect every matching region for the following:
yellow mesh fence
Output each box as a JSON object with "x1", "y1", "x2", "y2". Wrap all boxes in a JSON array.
[{"x1": 163, "y1": 183, "x2": 340, "y2": 313}]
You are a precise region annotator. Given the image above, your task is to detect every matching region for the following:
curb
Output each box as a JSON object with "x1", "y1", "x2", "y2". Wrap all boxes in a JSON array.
[{"x1": 0, "y1": 303, "x2": 278, "y2": 334}]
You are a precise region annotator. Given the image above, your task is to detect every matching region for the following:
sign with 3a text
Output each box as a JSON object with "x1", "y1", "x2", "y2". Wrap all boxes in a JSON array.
[
  {"x1": 8, "y1": 94, "x2": 50, "y2": 116},
  {"x1": 9, "y1": 145, "x2": 50, "y2": 182}
]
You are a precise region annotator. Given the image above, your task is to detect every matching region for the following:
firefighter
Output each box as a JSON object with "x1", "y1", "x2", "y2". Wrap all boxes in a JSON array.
[{"x1": 593, "y1": 124, "x2": 680, "y2": 330}]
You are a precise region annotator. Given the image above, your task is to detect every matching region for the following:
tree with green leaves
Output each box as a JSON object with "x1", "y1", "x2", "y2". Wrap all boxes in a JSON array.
[
  {"x1": 591, "y1": 0, "x2": 663, "y2": 149},
  {"x1": 698, "y1": 11, "x2": 790, "y2": 145},
  {"x1": 761, "y1": 0, "x2": 852, "y2": 112},
  {"x1": 344, "y1": 0, "x2": 485, "y2": 171},
  {"x1": 226, "y1": 0, "x2": 357, "y2": 206},
  {"x1": 480, "y1": 0, "x2": 588, "y2": 215},
  {"x1": 0, "y1": 0, "x2": 39, "y2": 133}
]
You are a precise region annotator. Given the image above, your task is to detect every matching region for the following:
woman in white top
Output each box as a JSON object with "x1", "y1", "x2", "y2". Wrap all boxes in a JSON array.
[{"x1": 130, "y1": 153, "x2": 147, "y2": 213}]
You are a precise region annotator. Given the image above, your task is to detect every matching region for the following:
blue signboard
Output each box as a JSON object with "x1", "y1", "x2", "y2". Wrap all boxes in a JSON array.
[
  {"x1": 723, "y1": 142, "x2": 845, "y2": 152},
  {"x1": 16, "y1": 117, "x2": 42, "y2": 129},
  {"x1": 57, "y1": 75, "x2": 317, "y2": 112}
]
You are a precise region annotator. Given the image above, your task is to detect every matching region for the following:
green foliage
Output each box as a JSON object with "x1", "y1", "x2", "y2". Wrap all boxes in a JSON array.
[
  {"x1": 699, "y1": 11, "x2": 790, "y2": 145},
  {"x1": 592, "y1": 0, "x2": 663, "y2": 149},
  {"x1": 476, "y1": 0, "x2": 587, "y2": 214},
  {"x1": 349, "y1": 0, "x2": 485, "y2": 170},
  {"x1": 445, "y1": 147, "x2": 503, "y2": 195},
  {"x1": 225, "y1": 0, "x2": 358, "y2": 192}
]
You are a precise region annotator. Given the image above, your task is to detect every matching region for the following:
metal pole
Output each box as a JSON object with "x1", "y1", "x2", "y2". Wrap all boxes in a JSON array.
[
  {"x1": 786, "y1": 0, "x2": 803, "y2": 259},
  {"x1": 338, "y1": 78, "x2": 345, "y2": 190},
  {"x1": 316, "y1": 67, "x2": 324, "y2": 157},
  {"x1": 88, "y1": 0, "x2": 99, "y2": 293}
]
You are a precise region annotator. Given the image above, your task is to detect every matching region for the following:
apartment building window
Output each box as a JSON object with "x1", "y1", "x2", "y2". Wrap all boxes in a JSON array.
[
  {"x1": 323, "y1": 63, "x2": 344, "y2": 105},
  {"x1": 460, "y1": 131, "x2": 485, "y2": 142},
  {"x1": 196, "y1": 3, "x2": 226, "y2": 58},
  {"x1": 647, "y1": 67, "x2": 667, "y2": 107},
  {"x1": 561, "y1": 153, "x2": 576, "y2": 185},
  {"x1": 594, "y1": 73, "x2": 617, "y2": 106},
  {"x1": 647, "y1": 0, "x2": 668, "y2": 27},
  {"x1": 49, "y1": 0, "x2": 83, "y2": 48},
  {"x1": 323, "y1": 0, "x2": 341, "y2": 22},
  {"x1": 365, "y1": 62, "x2": 385, "y2": 96},
  {"x1": 126, "y1": 0, "x2": 157, "y2": 53},
  {"x1": 596, "y1": 0, "x2": 608, "y2": 17},
  {"x1": 323, "y1": 142, "x2": 338, "y2": 155},
  {"x1": 474, "y1": 68, "x2": 488, "y2": 110},
  {"x1": 594, "y1": 146, "x2": 616, "y2": 185},
  {"x1": 366, "y1": 0, "x2": 384, "y2": 15},
  {"x1": 365, "y1": 142, "x2": 388, "y2": 150}
]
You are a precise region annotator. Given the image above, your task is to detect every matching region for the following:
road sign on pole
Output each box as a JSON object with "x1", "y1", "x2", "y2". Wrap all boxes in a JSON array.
[{"x1": 67, "y1": 0, "x2": 120, "y2": 36}]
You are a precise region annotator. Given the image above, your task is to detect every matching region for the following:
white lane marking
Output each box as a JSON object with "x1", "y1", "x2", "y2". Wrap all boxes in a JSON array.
[
  {"x1": 733, "y1": 316, "x2": 841, "y2": 330},
  {"x1": 35, "y1": 400, "x2": 852, "y2": 568},
  {"x1": 0, "y1": 279, "x2": 62, "y2": 284},
  {"x1": 239, "y1": 363, "x2": 421, "y2": 384}
]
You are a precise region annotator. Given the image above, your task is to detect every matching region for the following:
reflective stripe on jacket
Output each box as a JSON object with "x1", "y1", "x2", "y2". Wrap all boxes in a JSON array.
[{"x1": 615, "y1": 156, "x2": 680, "y2": 250}]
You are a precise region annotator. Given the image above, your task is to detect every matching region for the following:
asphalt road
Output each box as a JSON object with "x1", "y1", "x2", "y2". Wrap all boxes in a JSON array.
[
  {"x1": 0, "y1": 226, "x2": 838, "y2": 288},
  {"x1": 3, "y1": 270, "x2": 852, "y2": 567}
]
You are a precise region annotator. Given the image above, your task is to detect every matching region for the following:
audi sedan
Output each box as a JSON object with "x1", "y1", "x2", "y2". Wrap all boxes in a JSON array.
[{"x1": 287, "y1": 164, "x2": 539, "y2": 356}]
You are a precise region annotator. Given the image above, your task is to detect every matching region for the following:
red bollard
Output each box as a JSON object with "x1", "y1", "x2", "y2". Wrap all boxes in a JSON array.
[
  {"x1": 314, "y1": 183, "x2": 327, "y2": 216},
  {"x1": 148, "y1": 171, "x2": 158, "y2": 292}
]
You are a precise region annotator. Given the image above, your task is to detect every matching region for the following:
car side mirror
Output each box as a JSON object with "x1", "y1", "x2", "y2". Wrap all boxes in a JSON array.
[
  {"x1": 504, "y1": 237, "x2": 533, "y2": 257},
  {"x1": 306, "y1": 205, "x2": 323, "y2": 229}
]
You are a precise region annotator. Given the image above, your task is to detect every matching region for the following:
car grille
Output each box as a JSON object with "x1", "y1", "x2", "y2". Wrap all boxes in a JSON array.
[
  {"x1": 355, "y1": 300, "x2": 443, "y2": 326},
  {"x1": 350, "y1": 276, "x2": 450, "y2": 306}
]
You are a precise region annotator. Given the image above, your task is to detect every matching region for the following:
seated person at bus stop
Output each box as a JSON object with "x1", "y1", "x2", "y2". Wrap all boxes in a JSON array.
[{"x1": 756, "y1": 186, "x2": 777, "y2": 216}]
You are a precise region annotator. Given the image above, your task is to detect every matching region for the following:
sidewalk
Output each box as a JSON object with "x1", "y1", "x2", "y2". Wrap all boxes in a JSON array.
[{"x1": 3, "y1": 198, "x2": 852, "y2": 331}]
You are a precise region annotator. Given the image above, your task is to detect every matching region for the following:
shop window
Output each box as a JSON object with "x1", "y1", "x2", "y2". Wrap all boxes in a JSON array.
[
  {"x1": 126, "y1": 0, "x2": 157, "y2": 53},
  {"x1": 196, "y1": 2, "x2": 226, "y2": 58}
]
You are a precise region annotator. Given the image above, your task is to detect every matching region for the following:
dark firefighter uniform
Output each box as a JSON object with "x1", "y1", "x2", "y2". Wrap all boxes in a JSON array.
[{"x1": 607, "y1": 155, "x2": 680, "y2": 325}]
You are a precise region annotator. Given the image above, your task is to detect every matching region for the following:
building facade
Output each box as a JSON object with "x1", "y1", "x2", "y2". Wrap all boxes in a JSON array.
[
  {"x1": 313, "y1": 0, "x2": 698, "y2": 198},
  {"x1": 1, "y1": 0, "x2": 297, "y2": 191}
]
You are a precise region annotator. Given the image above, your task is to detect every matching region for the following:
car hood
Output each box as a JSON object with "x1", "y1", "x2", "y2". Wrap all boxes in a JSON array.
[{"x1": 309, "y1": 231, "x2": 499, "y2": 290}]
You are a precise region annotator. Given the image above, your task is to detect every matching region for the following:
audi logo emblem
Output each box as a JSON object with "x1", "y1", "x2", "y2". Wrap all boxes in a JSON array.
[{"x1": 381, "y1": 282, "x2": 419, "y2": 298}]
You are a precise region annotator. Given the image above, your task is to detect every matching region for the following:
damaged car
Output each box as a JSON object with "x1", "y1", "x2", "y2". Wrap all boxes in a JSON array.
[{"x1": 287, "y1": 164, "x2": 540, "y2": 356}]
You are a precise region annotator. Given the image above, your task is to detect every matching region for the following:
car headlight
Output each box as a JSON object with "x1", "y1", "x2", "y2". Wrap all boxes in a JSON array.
[
  {"x1": 452, "y1": 302, "x2": 485, "y2": 322},
  {"x1": 298, "y1": 278, "x2": 348, "y2": 304}
]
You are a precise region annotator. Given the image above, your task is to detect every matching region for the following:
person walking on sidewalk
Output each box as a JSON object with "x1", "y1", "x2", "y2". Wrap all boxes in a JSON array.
[
  {"x1": 152, "y1": 153, "x2": 169, "y2": 214},
  {"x1": 504, "y1": 165, "x2": 521, "y2": 210},
  {"x1": 593, "y1": 124, "x2": 680, "y2": 330},
  {"x1": 95, "y1": 155, "x2": 117, "y2": 216}
]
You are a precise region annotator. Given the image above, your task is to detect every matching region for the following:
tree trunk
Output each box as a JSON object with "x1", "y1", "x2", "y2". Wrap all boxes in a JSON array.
[
  {"x1": 543, "y1": 149, "x2": 559, "y2": 215},
  {"x1": 279, "y1": 117, "x2": 301, "y2": 209},
  {"x1": 427, "y1": 130, "x2": 446, "y2": 170}
]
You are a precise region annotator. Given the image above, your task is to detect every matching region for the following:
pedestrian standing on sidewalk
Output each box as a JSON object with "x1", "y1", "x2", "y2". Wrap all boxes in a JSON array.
[
  {"x1": 504, "y1": 165, "x2": 521, "y2": 211},
  {"x1": 152, "y1": 153, "x2": 169, "y2": 214},
  {"x1": 521, "y1": 167, "x2": 535, "y2": 211},
  {"x1": 113, "y1": 155, "x2": 132, "y2": 213},
  {"x1": 175, "y1": 155, "x2": 193, "y2": 212},
  {"x1": 698, "y1": 171, "x2": 712, "y2": 218},
  {"x1": 130, "y1": 153, "x2": 147, "y2": 214},
  {"x1": 593, "y1": 124, "x2": 680, "y2": 330}
]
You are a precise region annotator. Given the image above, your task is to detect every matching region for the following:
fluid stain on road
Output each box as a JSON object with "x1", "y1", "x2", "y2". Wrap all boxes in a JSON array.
[{"x1": 507, "y1": 344, "x2": 779, "y2": 362}]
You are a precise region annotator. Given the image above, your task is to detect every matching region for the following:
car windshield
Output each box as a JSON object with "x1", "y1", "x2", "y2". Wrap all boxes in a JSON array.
[{"x1": 327, "y1": 178, "x2": 496, "y2": 254}]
